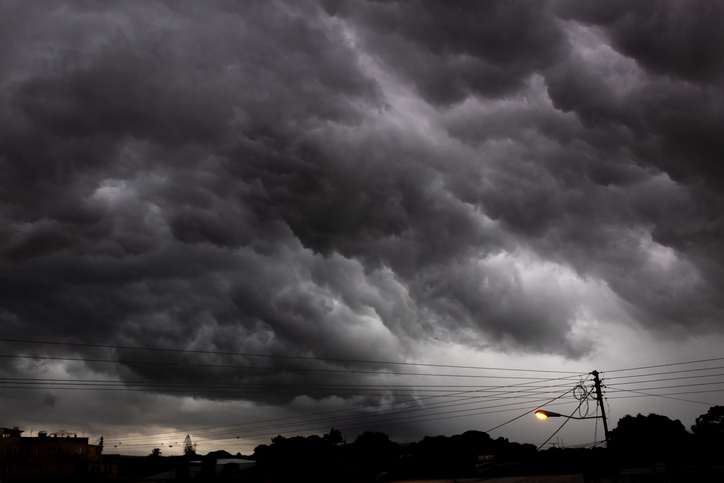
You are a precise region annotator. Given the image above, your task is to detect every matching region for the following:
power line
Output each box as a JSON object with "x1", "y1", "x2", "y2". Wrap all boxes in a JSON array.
[
  {"x1": 605, "y1": 380, "x2": 724, "y2": 391},
  {"x1": 0, "y1": 376, "x2": 582, "y2": 390},
  {"x1": 115, "y1": 396, "x2": 582, "y2": 448},
  {"x1": 0, "y1": 338, "x2": 580, "y2": 374},
  {"x1": 203, "y1": 397, "x2": 585, "y2": 450},
  {"x1": 106, "y1": 374, "x2": 585, "y2": 444},
  {"x1": 0, "y1": 354, "x2": 583, "y2": 380},
  {"x1": 0, "y1": 376, "x2": 578, "y2": 392},
  {"x1": 483, "y1": 381, "x2": 587, "y2": 434},
  {"x1": 604, "y1": 366, "x2": 724, "y2": 381},
  {"x1": 604, "y1": 385, "x2": 719, "y2": 406},
  {"x1": 112, "y1": 396, "x2": 562, "y2": 446},
  {"x1": 110, "y1": 378, "x2": 583, "y2": 442},
  {"x1": 537, "y1": 385, "x2": 596, "y2": 450},
  {"x1": 0, "y1": 342, "x2": 589, "y2": 446},
  {"x1": 604, "y1": 357, "x2": 724, "y2": 373},
  {"x1": 0, "y1": 376, "x2": 571, "y2": 390},
  {"x1": 12, "y1": 370, "x2": 722, "y2": 397}
]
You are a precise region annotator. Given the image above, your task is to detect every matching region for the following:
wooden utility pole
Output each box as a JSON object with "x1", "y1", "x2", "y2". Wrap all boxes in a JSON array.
[{"x1": 591, "y1": 370, "x2": 610, "y2": 446}]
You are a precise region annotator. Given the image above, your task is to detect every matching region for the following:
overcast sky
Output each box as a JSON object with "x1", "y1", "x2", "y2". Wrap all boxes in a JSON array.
[{"x1": 2, "y1": 0, "x2": 724, "y2": 455}]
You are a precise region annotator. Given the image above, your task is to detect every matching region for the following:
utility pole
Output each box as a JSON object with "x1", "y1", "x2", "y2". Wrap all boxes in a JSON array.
[{"x1": 591, "y1": 370, "x2": 610, "y2": 446}]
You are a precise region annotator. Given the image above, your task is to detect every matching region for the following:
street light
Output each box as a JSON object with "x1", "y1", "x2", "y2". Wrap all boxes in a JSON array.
[
  {"x1": 535, "y1": 410, "x2": 560, "y2": 420},
  {"x1": 535, "y1": 409, "x2": 599, "y2": 420},
  {"x1": 534, "y1": 371, "x2": 611, "y2": 446}
]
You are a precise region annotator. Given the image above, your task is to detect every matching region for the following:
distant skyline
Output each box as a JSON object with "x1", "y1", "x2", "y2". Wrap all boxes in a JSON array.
[{"x1": 1, "y1": 0, "x2": 723, "y2": 455}]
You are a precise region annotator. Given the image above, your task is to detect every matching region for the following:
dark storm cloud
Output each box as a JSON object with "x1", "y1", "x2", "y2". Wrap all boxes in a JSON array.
[
  {"x1": 555, "y1": 0, "x2": 724, "y2": 84},
  {"x1": 322, "y1": 0, "x2": 566, "y2": 105},
  {"x1": 1, "y1": 0, "x2": 724, "y2": 418},
  {"x1": 536, "y1": 1, "x2": 724, "y2": 331},
  {"x1": 0, "y1": 0, "x2": 388, "y2": 393}
]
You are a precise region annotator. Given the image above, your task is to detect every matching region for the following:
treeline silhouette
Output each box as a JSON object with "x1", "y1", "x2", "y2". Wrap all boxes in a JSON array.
[
  {"x1": 253, "y1": 428, "x2": 535, "y2": 481},
  {"x1": 121, "y1": 405, "x2": 724, "y2": 482}
]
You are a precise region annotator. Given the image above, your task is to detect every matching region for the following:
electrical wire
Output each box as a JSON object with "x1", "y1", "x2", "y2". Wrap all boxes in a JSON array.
[
  {"x1": 604, "y1": 385, "x2": 718, "y2": 406},
  {"x1": 108, "y1": 376, "x2": 584, "y2": 445},
  {"x1": 112, "y1": 396, "x2": 580, "y2": 448},
  {"x1": 606, "y1": 380, "x2": 724, "y2": 392},
  {"x1": 604, "y1": 371, "x2": 724, "y2": 384},
  {"x1": 109, "y1": 384, "x2": 596, "y2": 451},
  {"x1": 482, "y1": 379, "x2": 589, "y2": 434},
  {"x1": 0, "y1": 339, "x2": 590, "y2": 449},
  {"x1": 536, "y1": 385, "x2": 596, "y2": 450},
  {"x1": 102, "y1": 373, "x2": 584, "y2": 444},
  {"x1": 604, "y1": 357, "x2": 724, "y2": 373},
  {"x1": 0, "y1": 338, "x2": 580, "y2": 374},
  {"x1": 604, "y1": 365, "x2": 724, "y2": 381},
  {"x1": 0, "y1": 376, "x2": 583, "y2": 391},
  {"x1": 0, "y1": 353, "x2": 585, "y2": 380},
  {"x1": 10, "y1": 339, "x2": 723, "y2": 452},
  {"x1": 0, "y1": 342, "x2": 600, "y2": 450}
]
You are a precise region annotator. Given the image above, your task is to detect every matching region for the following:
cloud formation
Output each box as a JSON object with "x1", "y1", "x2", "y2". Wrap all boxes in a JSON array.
[{"x1": 1, "y1": 0, "x2": 723, "y2": 441}]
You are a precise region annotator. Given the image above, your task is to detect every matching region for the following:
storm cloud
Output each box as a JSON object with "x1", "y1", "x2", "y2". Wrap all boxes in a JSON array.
[{"x1": 1, "y1": 0, "x2": 723, "y2": 449}]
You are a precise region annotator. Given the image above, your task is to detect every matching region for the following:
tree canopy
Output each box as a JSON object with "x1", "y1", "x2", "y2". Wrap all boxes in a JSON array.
[
  {"x1": 691, "y1": 405, "x2": 724, "y2": 439},
  {"x1": 609, "y1": 413, "x2": 691, "y2": 466}
]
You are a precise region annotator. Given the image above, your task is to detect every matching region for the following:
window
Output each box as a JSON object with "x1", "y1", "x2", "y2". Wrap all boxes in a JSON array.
[
  {"x1": 75, "y1": 447, "x2": 84, "y2": 454},
  {"x1": 50, "y1": 448, "x2": 59, "y2": 455},
  {"x1": 31, "y1": 448, "x2": 39, "y2": 456},
  {"x1": 8, "y1": 448, "x2": 20, "y2": 456}
]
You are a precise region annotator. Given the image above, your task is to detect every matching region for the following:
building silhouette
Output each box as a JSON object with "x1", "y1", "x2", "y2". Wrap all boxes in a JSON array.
[{"x1": 0, "y1": 427, "x2": 118, "y2": 482}]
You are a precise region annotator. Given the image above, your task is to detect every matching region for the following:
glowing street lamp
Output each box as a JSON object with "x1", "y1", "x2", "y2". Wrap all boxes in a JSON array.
[
  {"x1": 535, "y1": 409, "x2": 598, "y2": 420},
  {"x1": 535, "y1": 410, "x2": 561, "y2": 420},
  {"x1": 534, "y1": 371, "x2": 611, "y2": 446}
]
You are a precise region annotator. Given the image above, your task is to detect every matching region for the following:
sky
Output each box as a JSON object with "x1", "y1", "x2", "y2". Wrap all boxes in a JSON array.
[{"x1": 1, "y1": 0, "x2": 724, "y2": 455}]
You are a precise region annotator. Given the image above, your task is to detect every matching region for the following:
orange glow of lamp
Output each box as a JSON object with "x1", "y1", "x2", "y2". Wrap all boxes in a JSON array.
[{"x1": 535, "y1": 410, "x2": 561, "y2": 420}]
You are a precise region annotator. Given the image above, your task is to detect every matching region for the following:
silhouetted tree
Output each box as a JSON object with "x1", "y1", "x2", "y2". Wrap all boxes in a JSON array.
[
  {"x1": 324, "y1": 427, "x2": 343, "y2": 446},
  {"x1": 407, "y1": 431, "x2": 498, "y2": 477},
  {"x1": 691, "y1": 405, "x2": 724, "y2": 440},
  {"x1": 182, "y1": 435, "x2": 196, "y2": 456},
  {"x1": 151, "y1": 447, "x2": 162, "y2": 457},
  {"x1": 348, "y1": 432, "x2": 399, "y2": 478},
  {"x1": 609, "y1": 413, "x2": 691, "y2": 467},
  {"x1": 691, "y1": 405, "x2": 724, "y2": 463},
  {"x1": 258, "y1": 433, "x2": 341, "y2": 482}
]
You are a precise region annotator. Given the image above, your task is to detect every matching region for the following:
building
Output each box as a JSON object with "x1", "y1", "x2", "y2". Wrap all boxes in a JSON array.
[{"x1": 0, "y1": 427, "x2": 119, "y2": 482}]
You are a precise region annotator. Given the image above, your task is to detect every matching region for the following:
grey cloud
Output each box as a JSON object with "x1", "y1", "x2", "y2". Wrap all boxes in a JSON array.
[
  {"x1": 1, "y1": 0, "x2": 724, "y2": 432},
  {"x1": 544, "y1": 1, "x2": 724, "y2": 188},
  {"x1": 0, "y1": 0, "x2": 392, "y2": 401},
  {"x1": 555, "y1": 0, "x2": 724, "y2": 84},
  {"x1": 529, "y1": 2, "x2": 724, "y2": 334},
  {"x1": 323, "y1": 0, "x2": 566, "y2": 105},
  {"x1": 0, "y1": 0, "x2": 380, "y2": 213}
]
